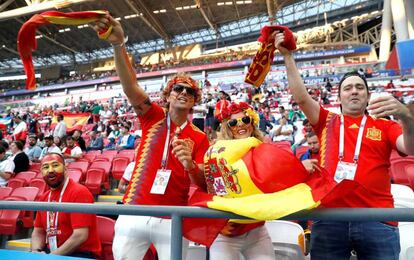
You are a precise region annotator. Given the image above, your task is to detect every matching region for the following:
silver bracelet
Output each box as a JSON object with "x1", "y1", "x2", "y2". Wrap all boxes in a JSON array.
[{"x1": 111, "y1": 36, "x2": 128, "y2": 48}]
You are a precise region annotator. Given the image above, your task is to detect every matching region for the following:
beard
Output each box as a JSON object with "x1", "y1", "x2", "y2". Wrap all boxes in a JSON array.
[{"x1": 44, "y1": 174, "x2": 65, "y2": 189}]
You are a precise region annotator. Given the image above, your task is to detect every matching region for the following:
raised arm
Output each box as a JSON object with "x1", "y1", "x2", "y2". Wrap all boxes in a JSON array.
[
  {"x1": 93, "y1": 14, "x2": 151, "y2": 116},
  {"x1": 274, "y1": 32, "x2": 320, "y2": 125}
]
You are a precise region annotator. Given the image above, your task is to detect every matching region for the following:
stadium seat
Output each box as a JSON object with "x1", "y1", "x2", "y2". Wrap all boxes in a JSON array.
[
  {"x1": 0, "y1": 187, "x2": 12, "y2": 200},
  {"x1": 9, "y1": 187, "x2": 39, "y2": 228},
  {"x1": 295, "y1": 146, "x2": 309, "y2": 159},
  {"x1": 67, "y1": 161, "x2": 89, "y2": 178},
  {"x1": 96, "y1": 216, "x2": 115, "y2": 260},
  {"x1": 29, "y1": 178, "x2": 47, "y2": 198},
  {"x1": 87, "y1": 150, "x2": 102, "y2": 155},
  {"x1": 84, "y1": 169, "x2": 105, "y2": 195},
  {"x1": 28, "y1": 163, "x2": 41, "y2": 173},
  {"x1": 390, "y1": 158, "x2": 414, "y2": 185},
  {"x1": 111, "y1": 157, "x2": 130, "y2": 180},
  {"x1": 0, "y1": 197, "x2": 22, "y2": 235},
  {"x1": 34, "y1": 171, "x2": 43, "y2": 179},
  {"x1": 67, "y1": 169, "x2": 83, "y2": 183},
  {"x1": 265, "y1": 220, "x2": 305, "y2": 258},
  {"x1": 83, "y1": 153, "x2": 97, "y2": 163},
  {"x1": 273, "y1": 141, "x2": 293, "y2": 153},
  {"x1": 90, "y1": 161, "x2": 112, "y2": 190},
  {"x1": 102, "y1": 150, "x2": 118, "y2": 157},
  {"x1": 405, "y1": 165, "x2": 414, "y2": 190},
  {"x1": 7, "y1": 178, "x2": 26, "y2": 190},
  {"x1": 117, "y1": 150, "x2": 135, "y2": 162},
  {"x1": 14, "y1": 171, "x2": 37, "y2": 185}
]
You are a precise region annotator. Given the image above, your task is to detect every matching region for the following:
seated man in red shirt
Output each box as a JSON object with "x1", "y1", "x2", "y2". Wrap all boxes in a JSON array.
[{"x1": 31, "y1": 153, "x2": 101, "y2": 258}]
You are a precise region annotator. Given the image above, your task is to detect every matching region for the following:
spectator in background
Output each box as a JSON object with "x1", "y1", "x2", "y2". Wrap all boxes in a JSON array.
[
  {"x1": 87, "y1": 131, "x2": 104, "y2": 151},
  {"x1": 90, "y1": 102, "x2": 102, "y2": 123},
  {"x1": 62, "y1": 136, "x2": 83, "y2": 164},
  {"x1": 116, "y1": 125, "x2": 135, "y2": 151},
  {"x1": 288, "y1": 103, "x2": 305, "y2": 122},
  {"x1": 192, "y1": 102, "x2": 207, "y2": 132},
  {"x1": 293, "y1": 119, "x2": 313, "y2": 148},
  {"x1": 54, "y1": 136, "x2": 63, "y2": 150},
  {"x1": 40, "y1": 135, "x2": 62, "y2": 160},
  {"x1": 10, "y1": 141, "x2": 29, "y2": 174},
  {"x1": 53, "y1": 114, "x2": 67, "y2": 139},
  {"x1": 72, "y1": 130, "x2": 86, "y2": 151},
  {"x1": 24, "y1": 135, "x2": 42, "y2": 163},
  {"x1": 12, "y1": 116, "x2": 28, "y2": 144},
  {"x1": 104, "y1": 137, "x2": 116, "y2": 150},
  {"x1": 0, "y1": 145, "x2": 14, "y2": 187},
  {"x1": 37, "y1": 133, "x2": 46, "y2": 148},
  {"x1": 31, "y1": 153, "x2": 101, "y2": 257},
  {"x1": 99, "y1": 105, "x2": 112, "y2": 124},
  {"x1": 272, "y1": 116, "x2": 294, "y2": 143},
  {"x1": 300, "y1": 132, "x2": 321, "y2": 173},
  {"x1": 107, "y1": 123, "x2": 121, "y2": 140},
  {"x1": 385, "y1": 80, "x2": 395, "y2": 90}
]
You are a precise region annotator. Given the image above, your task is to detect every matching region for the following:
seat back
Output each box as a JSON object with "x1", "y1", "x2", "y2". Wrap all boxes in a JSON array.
[
  {"x1": 29, "y1": 178, "x2": 48, "y2": 196},
  {"x1": 405, "y1": 165, "x2": 414, "y2": 190},
  {"x1": 67, "y1": 169, "x2": 83, "y2": 183},
  {"x1": 85, "y1": 169, "x2": 105, "y2": 195},
  {"x1": 90, "y1": 161, "x2": 112, "y2": 174},
  {"x1": 390, "y1": 158, "x2": 414, "y2": 185},
  {"x1": 96, "y1": 216, "x2": 115, "y2": 260},
  {"x1": 11, "y1": 187, "x2": 40, "y2": 201},
  {"x1": 83, "y1": 153, "x2": 97, "y2": 163},
  {"x1": 102, "y1": 150, "x2": 118, "y2": 157},
  {"x1": 7, "y1": 178, "x2": 26, "y2": 189},
  {"x1": 0, "y1": 197, "x2": 22, "y2": 235},
  {"x1": 15, "y1": 171, "x2": 37, "y2": 184},
  {"x1": 28, "y1": 163, "x2": 41, "y2": 173},
  {"x1": 67, "y1": 161, "x2": 89, "y2": 175},
  {"x1": 295, "y1": 146, "x2": 309, "y2": 159},
  {"x1": 117, "y1": 150, "x2": 135, "y2": 162},
  {"x1": 265, "y1": 220, "x2": 305, "y2": 254},
  {"x1": 111, "y1": 157, "x2": 130, "y2": 180},
  {"x1": 0, "y1": 187, "x2": 13, "y2": 200},
  {"x1": 87, "y1": 150, "x2": 102, "y2": 155}
]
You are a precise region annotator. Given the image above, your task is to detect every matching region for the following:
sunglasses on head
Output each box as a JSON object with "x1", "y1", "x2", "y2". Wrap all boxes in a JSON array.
[
  {"x1": 227, "y1": 116, "x2": 251, "y2": 128},
  {"x1": 172, "y1": 84, "x2": 196, "y2": 97}
]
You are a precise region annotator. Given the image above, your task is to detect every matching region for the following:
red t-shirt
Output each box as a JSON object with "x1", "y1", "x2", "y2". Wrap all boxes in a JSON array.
[
  {"x1": 313, "y1": 106, "x2": 402, "y2": 209},
  {"x1": 123, "y1": 103, "x2": 210, "y2": 206},
  {"x1": 34, "y1": 179, "x2": 101, "y2": 257}
]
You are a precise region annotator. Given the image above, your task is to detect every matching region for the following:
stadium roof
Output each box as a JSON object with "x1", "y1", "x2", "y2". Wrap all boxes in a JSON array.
[{"x1": 0, "y1": 0, "x2": 379, "y2": 71}]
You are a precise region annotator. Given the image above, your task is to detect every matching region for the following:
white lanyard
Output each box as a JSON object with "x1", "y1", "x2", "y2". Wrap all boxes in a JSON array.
[
  {"x1": 161, "y1": 115, "x2": 187, "y2": 169},
  {"x1": 339, "y1": 114, "x2": 367, "y2": 163},
  {"x1": 47, "y1": 178, "x2": 69, "y2": 232}
]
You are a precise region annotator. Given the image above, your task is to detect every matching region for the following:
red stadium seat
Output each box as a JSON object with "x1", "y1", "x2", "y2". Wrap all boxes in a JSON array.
[
  {"x1": 295, "y1": 146, "x2": 309, "y2": 159},
  {"x1": 390, "y1": 158, "x2": 414, "y2": 185},
  {"x1": 0, "y1": 197, "x2": 22, "y2": 235},
  {"x1": 111, "y1": 157, "x2": 130, "y2": 180},
  {"x1": 67, "y1": 161, "x2": 89, "y2": 179},
  {"x1": 9, "y1": 187, "x2": 39, "y2": 228},
  {"x1": 90, "y1": 161, "x2": 112, "y2": 190},
  {"x1": 96, "y1": 216, "x2": 115, "y2": 260},
  {"x1": 116, "y1": 151, "x2": 135, "y2": 162},
  {"x1": 102, "y1": 150, "x2": 118, "y2": 157},
  {"x1": 67, "y1": 169, "x2": 83, "y2": 183},
  {"x1": 87, "y1": 150, "x2": 102, "y2": 155},
  {"x1": 95, "y1": 153, "x2": 115, "y2": 163},
  {"x1": 0, "y1": 187, "x2": 12, "y2": 200},
  {"x1": 7, "y1": 178, "x2": 26, "y2": 190},
  {"x1": 273, "y1": 141, "x2": 293, "y2": 153},
  {"x1": 14, "y1": 171, "x2": 37, "y2": 185},
  {"x1": 29, "y1": 179, "x2": 47, "y2": 198},
  {"x1": 35, "y1": 171, "x2": 43, "y2": 179},
  {"x1": 85, "y1": 169, "x2": 105, "y2": 195},
  {"x1": 83, "y1": 153, "x2": 97, "y2": 163},
  {"x1": 406, "y1": 165, "x2": 414, "y2": 190},
  {"x1": 28, "y1": 163, "x2": 41, "y2": 173}
]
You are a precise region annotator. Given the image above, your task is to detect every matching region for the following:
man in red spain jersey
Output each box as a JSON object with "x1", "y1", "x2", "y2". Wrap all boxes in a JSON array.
[
  {"x1": 31, "y1": 153, "x2": 101, "y2": 258},
  {"x1": 274, "y1": 32, "x2": 414, "y2": 260},
  {"x1": 93, "y1": 15, "x2": 209, "y2": 260}
]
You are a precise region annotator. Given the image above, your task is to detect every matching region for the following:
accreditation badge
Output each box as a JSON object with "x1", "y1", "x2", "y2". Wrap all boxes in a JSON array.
[
  {"x1": 150, "y1": 169, "x2": 172, "y2": 194},
  {"x1": 334, "y1": 161, "x2": 357, "y2": 183}
]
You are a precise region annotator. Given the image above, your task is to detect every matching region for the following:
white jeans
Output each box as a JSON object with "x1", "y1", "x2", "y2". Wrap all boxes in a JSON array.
[
  {"x1": 112, "y1": 215, "x2": 189, "y2": 260},
  {"x1": 209, "y1": 225, "x2": 275, "y2": 260}
]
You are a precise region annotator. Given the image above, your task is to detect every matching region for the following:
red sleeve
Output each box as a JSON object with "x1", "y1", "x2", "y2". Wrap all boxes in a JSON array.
[
  {"x1": 34, "y1": 212, "x2": 43, "y2": 228},
  {"x1": 312, "y1": 105, "x2": 330, "y2": 136},
  {"x1": 194, "y1": 135, "x2": 210, "y2": 164},
  {"x1": 70, "y1": 187, "x2": 95, "y2": 229}
]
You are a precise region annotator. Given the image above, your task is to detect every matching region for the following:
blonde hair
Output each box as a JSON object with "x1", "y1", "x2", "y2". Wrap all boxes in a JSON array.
[{"x1": 219, "y1": 114, "x2": 264, "y2": 141}]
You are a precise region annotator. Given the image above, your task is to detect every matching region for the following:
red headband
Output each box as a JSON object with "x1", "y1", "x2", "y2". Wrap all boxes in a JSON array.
[
  {"x1": 166, "y1": 76, "x2": 201, "y2": 102},
  {"x1": 217, "y1": 102, "x2": 255, "y2": 122}
]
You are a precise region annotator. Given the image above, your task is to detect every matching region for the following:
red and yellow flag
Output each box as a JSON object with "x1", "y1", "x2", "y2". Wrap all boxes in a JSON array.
[
  {"x1": 17, "y1": 10, "x2": 112, "y2": 90},
  {"x1": 51, "y1": 112, "x2": 90, "y2": 133},
  {"x1": 190, "y1": 137, "x2": 357, "y2": 226},
  {"x1": 245, "y1": 25, "x2": 297, "y2": 87}
]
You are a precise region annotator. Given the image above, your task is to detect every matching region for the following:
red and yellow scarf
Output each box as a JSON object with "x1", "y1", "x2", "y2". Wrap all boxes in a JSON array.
[{"x1": 18, "y1": 10, "x2": 112, "y2": 90}]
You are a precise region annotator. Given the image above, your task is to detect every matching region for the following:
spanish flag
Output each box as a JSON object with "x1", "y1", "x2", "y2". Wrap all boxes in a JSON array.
[
  {"x1": 17, "y1": 11, "x2": 112, "y2": 90},
  {"x1": 245, "y1": 25, "x2": 297, "y2": 87},
  {"x1": 184, "y1": 137, "x2": 357, "y2": 246},
  {"x1": 51, "y1": 112, "x2": 91, "y2": 134}
]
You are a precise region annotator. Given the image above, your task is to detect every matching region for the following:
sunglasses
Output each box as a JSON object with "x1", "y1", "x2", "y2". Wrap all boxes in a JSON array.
[
  {"x1": 227, "y1": 116, "x2": 251, "y2": 128},
  {"x1": 172, "y1": 85, "x2": 197, "y2": 97}
]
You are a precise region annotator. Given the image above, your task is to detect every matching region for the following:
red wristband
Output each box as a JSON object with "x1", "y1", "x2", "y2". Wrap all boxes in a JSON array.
[{"x1": 187, "y1": 160, "x2": 199, "y2": 175}]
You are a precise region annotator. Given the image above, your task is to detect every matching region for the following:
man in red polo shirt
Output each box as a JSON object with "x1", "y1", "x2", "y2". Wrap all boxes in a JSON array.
[
  {"x1": 31, "y1": 153, "x2": 101, "y2": 258},
  {"x1": 93, "y1": 15, "x2": 209, "y2": 260},
  {"x1": 274, "y1": 32, "x2": 414, "y2": 260}
]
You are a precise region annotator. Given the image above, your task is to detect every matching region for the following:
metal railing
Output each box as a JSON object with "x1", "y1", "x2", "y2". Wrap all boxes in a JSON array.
[{"x1": 1, "y1": 201, "x2": 414, "y2": 260}]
